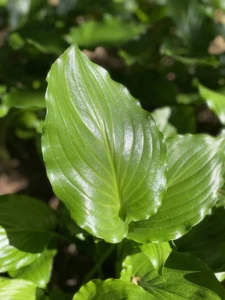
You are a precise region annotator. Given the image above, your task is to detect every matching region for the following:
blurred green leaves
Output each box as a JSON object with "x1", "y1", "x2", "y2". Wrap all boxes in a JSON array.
[{"x1": 66, "y1": 15, "x2": 146, "y2": 47}]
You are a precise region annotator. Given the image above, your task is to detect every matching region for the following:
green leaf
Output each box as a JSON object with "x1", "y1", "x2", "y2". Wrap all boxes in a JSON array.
[
  {"x1": 0, "y1": 88, "x2": 45, "y2": 118},
  {"x1": 121, "y1": 248, "x2": 225, "y2": 299},
  {"x1": 0, "y1": 194, "x2": 57, "y2": 272},
  {"x1": 121, "y1": 251, "x2": 163, "y2": 287},
  {"x1": 65, "y1": 15, "x2": 146, "y2": 47},
  {"x1": 151, "y1": 107, "x2": 177, "y2": 139},
  {"x1": 0, "y1": 277, "x2": 41, "y2": 300},
  {"x1": 49, "y1": 288, "x2": 73, "y2": 300},
  {"x1": 59, "y1": 204, "x2": 89, "y2": 241},
  {"x1": 175, "y1": 206, "x2": 225, "y2": 272},
  {"x1": 73, "y1": 279, "x2": 156, "y2": 300},
  {"x1": 166, "y1": 0, "x2": 206, "y2": 49},
  {"x1": 140, "y1": 242, "x2": 171, "y2": 275},
  {"x1": 20, "y1": 22, "x2": 67, "y2": 55},
  {"x1": 176, "y1": 93, "x2": 201, "y2": 105},
  {"x1": 8, "y1": 32, "x2": 25, "y2": 50},
  {"x1": 42, "y1": 45, "x2": 167, "y2": 243},
  {"x1": 215, "y1": 272, "x2": 225, "y2": 282},
  {"x1": 128, "y1": 134, "x2": 225, "y2": 242},
  {"x1": 0, "y1": 0, "x2": 7, "y2": 6},
  {"x1": 197, "y1": 81, "x2": 225, "y2": 125},
  {"x1": 121, "y1": 242, "x2": 171, "y2": 287},
  {"x1": 155, "y1": 251, "x2": 225, "y2": 299},
  {"x1": 160, "y1": 45, "x2": 219, "y2": 67},
  {"x1": 9, "y1": 249, "x2": 57, "y2": 288}
]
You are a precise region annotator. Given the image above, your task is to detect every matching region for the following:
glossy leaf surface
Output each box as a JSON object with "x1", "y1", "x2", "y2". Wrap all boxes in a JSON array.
[
  {"x1": 73, "y1": 279, "x2": 156, "y2": 300},
  {"x1": 42, "y1": 45, "x2": 167, "y2": 243},
  {"x1": 0, "y1": 194, "x2": 57, "y2": 272},
  {"x1": 128, "y1": 134, "x2": 225, "y2": 242},
  {"x1": 0, "y1": 277, "x2": 40, "y2": 300},
  {"x1": 140, "y1": 242, "x2": 171, "y2": 274},
  {"x1": 9, "y1": 249, "x2": 56, "y2": 288}
]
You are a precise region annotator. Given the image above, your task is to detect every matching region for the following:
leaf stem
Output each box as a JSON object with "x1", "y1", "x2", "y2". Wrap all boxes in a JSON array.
[{"x1": 82, "y1": 244, "x2": 115, "y2": 284}]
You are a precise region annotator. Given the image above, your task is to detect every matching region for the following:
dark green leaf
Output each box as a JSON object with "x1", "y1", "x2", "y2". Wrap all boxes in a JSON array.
[
  {"x1": 155, "y1": 251, "x2": 225, "y2": 299},
  {"x1": 0, "y1": 194, "x2": 57, "y2": 272},
  {"x1": 175, "y1": 206, "x2": 225, "y2": 272}
]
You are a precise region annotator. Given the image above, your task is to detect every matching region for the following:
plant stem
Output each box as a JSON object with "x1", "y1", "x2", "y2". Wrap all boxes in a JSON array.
[{"x1": 82, "y1": 244, "x2": 115, "y2": 284}]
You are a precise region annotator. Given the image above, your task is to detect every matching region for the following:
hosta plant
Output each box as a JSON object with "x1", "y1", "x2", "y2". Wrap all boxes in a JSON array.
[{"x1": 1, "y1": 45, "x2": 225, "y2": 299}]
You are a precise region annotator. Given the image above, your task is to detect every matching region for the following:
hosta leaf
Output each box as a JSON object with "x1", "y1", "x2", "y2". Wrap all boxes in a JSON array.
[
  {"x1": 151, "y1": 107, "x2": 177, "y2": 140},
  {"x1": 0, "y1": 194, "x2": 57, "y2": 272},
  {"x1": 140, "y1": 242, "x2": 171, "y2": 274},
  {"x1": 42, "y1": 45, "x2": 166, "y2": 243},
  {"x1": 154, "y1": 251, "x2": 225, "y2": 299},
  {"x1": 9, "y1": 249, "x2": 57, "y2": 288},
  {"x1": 175, "y1": 206, "x2": 225, "y2": 272},
  {"x1": 128, "y1": 134, "x2": 225, "y2": 242},
  {"x1": 0, "y1": 277, "x2": 42, "y2": 300},
  {"x1": 197, "y1": 81, "x2": 225, "y2": 125},
  {"x1": 73, "y1": 279, "x2": 156, "y2": 300},
  {"x1": 121, "y1": 249, "x2": 225, "y2": 299}
]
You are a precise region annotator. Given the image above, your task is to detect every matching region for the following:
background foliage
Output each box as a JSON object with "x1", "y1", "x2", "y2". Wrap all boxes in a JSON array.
[{"x1": 1, "y1": 0, "x2": 225, "y2": 299}]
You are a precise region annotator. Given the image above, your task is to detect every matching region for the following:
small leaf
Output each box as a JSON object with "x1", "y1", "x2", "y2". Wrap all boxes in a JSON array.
[
  {"x1": 42, "y1": 45, "x2": 167, "y2": 243},
  {"x1": 65, "y1": 15, "x2": 146, "y2": 47},
  {"x1": 73, "y1": 279, "x2": 156, "y2": 300},
  {"x1": 0, "y1": 277, "x2": 40, "y2": 300},
  {"x1": 9, "y1": 249, "x2": 57, "y2": 288},
  {"x1": 175, "y1": 206, "x2": 225, "y2": 272},
  {"x1": 140, "y1": 242, "x2": 171, "y2": 275},
  {"x1": 0, "y1": 88, "x2": 45, "y2": 118},
  {"x1": 121, "y1": 252, "x2": 163, "y2": 287},
  {"x1": 151, "y1": 107, "x2": 177, "y2": 139},
  {"x1": 128, "y1": 134, "x2": 225, "y2": 242},
  {"x1": 197, "y1": 81, "x2": 225, "y2": 125},
  {"x1": 121, "y1": 243, "x2": 171, "y2": 288},
  {"x1": 0, "y1": 194, "x2": 57, "y2": 272}
]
